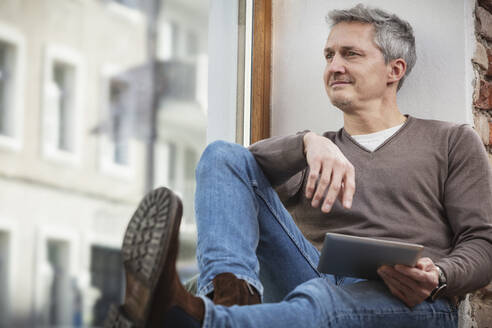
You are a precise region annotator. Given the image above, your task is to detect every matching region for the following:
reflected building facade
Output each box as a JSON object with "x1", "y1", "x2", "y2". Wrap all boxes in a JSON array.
[{"x1": 0, "y1": 0, "x2": 207, "y2": 326}]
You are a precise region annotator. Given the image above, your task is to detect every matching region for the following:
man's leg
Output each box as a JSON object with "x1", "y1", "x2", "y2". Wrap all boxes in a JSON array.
[
  {"x1": 105, "y1": 186, "x2": 458, "y2": 328},
  {"x1": 201, "y1": 278, "x2": 458, "y2": 328},
  {"x1": 194, "y1": 141, "x2": 325, "y2": 302}
]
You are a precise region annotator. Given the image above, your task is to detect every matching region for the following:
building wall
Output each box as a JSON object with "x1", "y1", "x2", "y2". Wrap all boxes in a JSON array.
[{"x1": 468, "y1": 0, "x2": 492, "y2": 326}]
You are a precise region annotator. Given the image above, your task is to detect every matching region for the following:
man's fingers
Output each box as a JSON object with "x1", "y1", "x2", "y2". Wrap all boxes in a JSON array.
[
  {"x1": 312, "y1": 164, "x2": 333, "y2": 208},
  {"x1": 341, "y1": 165, "x2": 355, "y2": 208},
  {"x1": 394, "y1": 265, "x2": 430, "y2": 284},
  {"x1": 306, "y1": 163, "x2": 321, "y2": 199},
  {"x1": 322, "y1": 166, "x2": 343, "y2": 212},
  {"x1": 379, "y1": 270, "x2": 418, "y2": 308}
]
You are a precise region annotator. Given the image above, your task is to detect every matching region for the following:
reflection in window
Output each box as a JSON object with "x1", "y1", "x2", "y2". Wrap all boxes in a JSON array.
[
  {"x1": 186, "y1": 30, "x2": 198, "y2": 56},
  {"x1": 112, "y1": 0, "x2": 139, "y2": 9},
  {"x1": 47, "y1": 239, "x2": 72, "y2": 326},
  {"x1": 184, "y1": 147, "x2": 197, "y2": 181},
  {"x1": 47, "y1": 62, "x2": 76, "y2": 153},
  {"x1": 90, "y1": 246, "x2": 124, "y2": 327},
  {"x1": 170, "y1": 21, "x2": 179, "y2": 58},
  {"x1": 109, "y1": 79, "x2": 130, "y2": 166},
  {"x1": 0, "y1": 41, "x2": 14, "y2": 137},
  {"x1": 0, "y1": 231, "x2": 9, "y2": 326},
  {"x1": 168, "y1": 142, "x2": 177, "y2": 188}
]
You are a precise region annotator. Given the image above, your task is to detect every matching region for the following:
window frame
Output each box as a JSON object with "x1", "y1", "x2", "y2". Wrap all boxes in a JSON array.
[
  {"x1": 0, "y1": 22, "x2": 26, "y2": 152},
  {"x1": 41, "y1": 44, "x2": 85, "y2": 165},
  {"x1": 250, "y1": 0, "x2": 272, "y2": 144}
]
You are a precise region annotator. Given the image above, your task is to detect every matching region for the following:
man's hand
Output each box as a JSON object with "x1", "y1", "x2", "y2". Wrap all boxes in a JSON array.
[
  {"x1": 303, "y1": 132, "x2": 355, "y2": 213},
  {"x1": 377, "y1": 257, "x2": 440, "y2": 308}
]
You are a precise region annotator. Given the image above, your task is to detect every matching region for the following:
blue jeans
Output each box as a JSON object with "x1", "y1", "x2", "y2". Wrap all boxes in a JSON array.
[{"x1": 194, "y1": 141, "x2": 458, "y2": 328}]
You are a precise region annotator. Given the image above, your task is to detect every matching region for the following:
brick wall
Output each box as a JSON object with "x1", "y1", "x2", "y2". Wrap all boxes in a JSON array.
[{"x1": 469, "y1": 0, "x2": 492, "y2": 326}]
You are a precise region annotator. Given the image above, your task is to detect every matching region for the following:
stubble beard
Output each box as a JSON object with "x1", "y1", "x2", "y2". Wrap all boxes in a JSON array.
[{"x1": 330, "y1": 95, "x2": 353, "y2": 110}]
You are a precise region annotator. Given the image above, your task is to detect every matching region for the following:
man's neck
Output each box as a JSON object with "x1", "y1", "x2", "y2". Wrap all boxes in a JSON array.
[{"x1": 342, "y1": 100, "x2": 406, "y2": 136}]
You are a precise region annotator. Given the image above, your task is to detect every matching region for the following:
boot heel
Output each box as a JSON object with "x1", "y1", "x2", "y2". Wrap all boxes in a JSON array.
[{"x1": 104, "y1": 304, "x2": 136, "y2": 328}]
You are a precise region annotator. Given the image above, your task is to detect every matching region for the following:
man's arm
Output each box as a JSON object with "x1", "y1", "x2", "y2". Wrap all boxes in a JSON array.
[
  {"x1": 249, "y1": 131, "x2": 355, "y2": 212},
  {"x1": 248, "y1": 132, "x2": 309, "y2": 188},
  {"x1": 434, "y1": 125, "x2": 492, "y2": 296},
  {"x1": 378, "y1": 125, "x2": 492, "y2": 306}
]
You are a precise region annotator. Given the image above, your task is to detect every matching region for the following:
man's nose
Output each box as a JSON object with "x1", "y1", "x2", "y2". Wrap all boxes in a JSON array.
[{"x1": 328, "y1": 53, "x2": 346, "y2": 74}]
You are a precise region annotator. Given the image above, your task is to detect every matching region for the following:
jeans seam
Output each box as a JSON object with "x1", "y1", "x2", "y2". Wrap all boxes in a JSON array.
[
  {"x1": 254, "y1": 186, "x2": 322, "y2": 278},
  {"x1": 326, "y1": 310, "x2": 459, "y2": 325}
]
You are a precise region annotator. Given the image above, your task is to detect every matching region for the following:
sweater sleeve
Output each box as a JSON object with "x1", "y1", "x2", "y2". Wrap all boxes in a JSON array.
[
  {"x1": 435, "y1": 125, "x2": 492, "y2": 297},
  {"x1": 248, "y1": 131, "x2": 309, "y2": 187}
]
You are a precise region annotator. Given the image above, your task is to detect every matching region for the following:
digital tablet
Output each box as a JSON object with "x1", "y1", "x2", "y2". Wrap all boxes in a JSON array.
[{"x1": 317, "y1": 233, "x2": 424, "y2": 280}]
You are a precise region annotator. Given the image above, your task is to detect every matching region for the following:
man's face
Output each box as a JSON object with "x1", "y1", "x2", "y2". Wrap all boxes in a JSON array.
[{"x1": 323, "y1": 22, "x2": 391, "y2": 110}]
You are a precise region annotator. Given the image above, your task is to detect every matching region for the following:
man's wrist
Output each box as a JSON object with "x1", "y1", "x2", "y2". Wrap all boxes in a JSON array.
[
  {"x1": 303, "y1": 132, "x2": 315, "y2": 156},
  {"x1": 429, "y1": 266, "x2": 448, "y2": 301}
]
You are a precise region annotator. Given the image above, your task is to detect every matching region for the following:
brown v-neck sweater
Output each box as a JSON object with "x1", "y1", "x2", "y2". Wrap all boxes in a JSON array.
[{"x1": 249, "y1": 115, "x2": 492, "y2": 297}]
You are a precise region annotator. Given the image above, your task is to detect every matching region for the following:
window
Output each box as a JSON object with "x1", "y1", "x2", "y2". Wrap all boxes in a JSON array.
[
  {"x1": 0, "y1": 231, "x2": 9, "y2": 326},
  {"x1": 42, "y1": 45, "x2": 84, "y2": 164},
  {"x1": 186, "y1": 30, "x2": 199, "y2": 56},
  {"x1": 46, "y1": 239, "x2": 72, "y2": 326},
  {"x1": 109, "y1": 79, "x2": 130, "y2": 166},
  {"x1": 0, "y1": 23, "x2": 25, "y2": 150},
  {"x1": 90, "y1": 246, "x2": 124, "y2": 327},
  {"x1": 52, "y1": 62, "x2": 76, "y2": 152},
  {"x1": 168, "y1": 142, "x2": 177, "y2": 188},
  {"x1": 112, "y1": 0, "x2": 139, "y2": 9},
  {"x1": 184, "y1": 147, "x2": 197, "y2": 181},
  {"x1": 0, "y1": 41, "x2": 14, "y2": 138},
  {"x1": 99, "y1": 67, "x2": 136, "y2": 178}
]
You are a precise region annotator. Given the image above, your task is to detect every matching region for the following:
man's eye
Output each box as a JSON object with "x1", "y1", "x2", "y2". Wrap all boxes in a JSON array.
[
  {"x1": 347, "y1": 51, "x2": 358, "y2": 56},
  {"x1": 325, "y1": 53, "x2": 334, "y2": 59}
]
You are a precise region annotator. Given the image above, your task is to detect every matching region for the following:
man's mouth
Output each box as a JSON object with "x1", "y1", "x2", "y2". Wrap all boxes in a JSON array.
[{"x1": 330, "y1": 80, "x2": 352, "y2": 87}]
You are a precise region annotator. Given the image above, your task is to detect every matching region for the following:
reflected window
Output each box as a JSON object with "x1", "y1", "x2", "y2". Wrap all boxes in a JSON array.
[
  {"x1": 168, "y1": 142, "x2": 177, "y2": 188},
  {"x1": 90, "y1": 246, "x2": 124, "y2": 327},
  {"x1": 109, "y1": 79, "x2": 130, "y2": 166},
  {"x1": 112, "y1": 0, "x2": 139, "y2": 9},
  {"x1": 184, "y1": 147, "x2": 197, "y2": 181},
  {"x1": 170, "y1": 21, "x2": 180, "y2": 58},
  {"x1": 186, "y1": 30, "x2": 198, "y2": 56},
  {"x1": 45, "y1": 61, "x2": 76, "y2": 153},
  {"x1": 0, "y1": 40, "x2": 15, "y2": 138},
  {"x1": 0, "y1": 231, "x2": 9, "y2": 326},
  {"x1": 46, "y1": 239, "x2": 72, "y2": 326}
]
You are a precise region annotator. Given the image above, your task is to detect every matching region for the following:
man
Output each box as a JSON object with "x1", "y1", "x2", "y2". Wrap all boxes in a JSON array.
[{"x1": 105, "y1": 4, "x2": 492, "y2": 328}]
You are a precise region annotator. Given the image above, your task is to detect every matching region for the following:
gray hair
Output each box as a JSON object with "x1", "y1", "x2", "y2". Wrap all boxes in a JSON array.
[{"x1": 326, "y1": 4, "x2": 416, "y2": 91}]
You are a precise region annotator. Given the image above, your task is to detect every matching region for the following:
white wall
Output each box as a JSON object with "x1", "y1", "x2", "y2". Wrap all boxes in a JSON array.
[{"x1": 271, "y1": 0, "x2": 475, "y2": 136}]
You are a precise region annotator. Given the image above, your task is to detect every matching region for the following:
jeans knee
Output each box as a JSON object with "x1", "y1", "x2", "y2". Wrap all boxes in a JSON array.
[{"x1": 196, "y1": 140, "x2": 251, "y2": 177}]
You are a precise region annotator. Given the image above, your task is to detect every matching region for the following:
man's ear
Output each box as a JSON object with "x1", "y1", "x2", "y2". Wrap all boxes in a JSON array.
[{"x1": 387, "y1": 58, "x2": 407, "y2": 86}]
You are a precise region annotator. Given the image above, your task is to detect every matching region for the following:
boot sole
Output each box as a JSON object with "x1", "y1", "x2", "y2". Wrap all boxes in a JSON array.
[{"x1": 105, "y1": 187, "x2": 183, "y2": 328}]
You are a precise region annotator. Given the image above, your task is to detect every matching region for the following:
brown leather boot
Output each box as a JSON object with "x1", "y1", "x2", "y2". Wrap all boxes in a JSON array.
[
  {"x1": 212, "y1": 272, "x2": 261, "y2": 306},
  {"x1": 104, "y1": 187, "x2": 204, "y2": 328}
]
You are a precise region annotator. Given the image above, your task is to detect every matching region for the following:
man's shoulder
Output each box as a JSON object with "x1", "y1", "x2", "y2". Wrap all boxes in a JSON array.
[
  {"x1": 410, "y1": 115, "x2": 483, "y2": 152},
  {"x1": 410, "y1": 116, "x2": 475, "y2": 140},
  {"x1": 411, "y1": 116, "x2": 466, "y2": 131}
]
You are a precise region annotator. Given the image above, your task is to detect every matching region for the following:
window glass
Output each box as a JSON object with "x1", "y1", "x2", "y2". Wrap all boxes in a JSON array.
[
  {"x1": 46, "y1": 240, "x2": 71, "y2": 326},
  {"x1": 109, "y1": 79, "x2": 130, "y2": 165},
  {"x1": 0, "y1": 0, "x2": 209, "y2": 326},
  {"x1": 0, "y1": 232, "x2": 9, "y2": 324},
  {"x1": 0, "y1": 40, "x2": 13, "y2": 137},
  {"x1": 52, "y1": 62, "x2": 76, "y2": 152}
]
